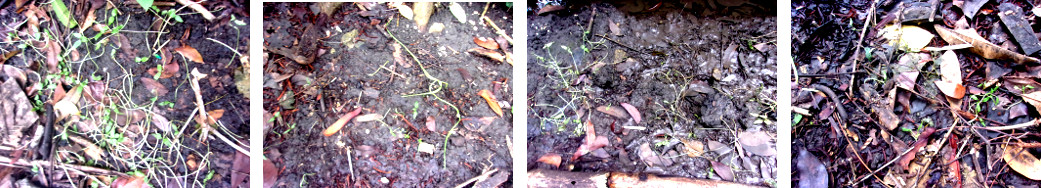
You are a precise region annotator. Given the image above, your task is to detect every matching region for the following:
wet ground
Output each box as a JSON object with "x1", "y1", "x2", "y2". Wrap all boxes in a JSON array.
[
  {"x1": 793, "y1": 0, "x2": 1041, "y2": 187},
  {"x1": 527, "y1": 1, "x2": 777, "y2": 187},
  {"x1": 0, "y1": 0, "x2": 249, "y2": 187},
  {"x1": 263, "y1": 2, "x2": 513, "y2": 187}
]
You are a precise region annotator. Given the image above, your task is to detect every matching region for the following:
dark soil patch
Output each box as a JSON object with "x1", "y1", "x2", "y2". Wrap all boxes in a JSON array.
[
  {"x1": 527, "y1": 1, "x2": 777, "y2": 187},
  {"x1": 263, "y1": 2, "x2": 513, "y2": 187},
  {"x1": 0, "y1": 0, "x2": 248, "y2": 187},
  {"x1": 793, "y1": 0, "x2": 1041, "y2": 187}
]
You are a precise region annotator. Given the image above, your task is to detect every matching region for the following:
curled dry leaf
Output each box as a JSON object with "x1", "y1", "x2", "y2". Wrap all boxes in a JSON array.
[
  {"x1": 322, "y1": 108, "x2": 363, "y2": 136},
  {"x1": 468, "y1": 48, "x2": 506, "y2": 63},
  {"x1": 478, "y1": 89, "x2": 504, "y2": 117},
  {"x1": 595, "y1": 105, "x2": 629, "y2": 119},
  {"x1": 710, "y1": 160, "x2": 735, "y2": 181},
  {"x1": 474, "y1": 37, "x2": 499, "y2": 50},
  {"x1": 152, "y1": 113, "x2": 171, "y2": 132},
  {"x1": 620, "y1": 103, "x2": 642, "y2": 123},
  {"x1": 537, "y1": 153, "x2": 562, "y2": 168},
  {"x1": 1003, "y1": 144, "x2": 1041, "y2": 180},
  {"x1": 679, "y1": 139, "x2": 704, "y2": 158},
  {"x1": 175, "y1": 45, "x2": 205, "y2": 63},
  {"x1": 934, "y1": 24, "x2": 1040, "y2": 64},
  {"x1": 354, "y1": 114, "x2": 384, "y2": 122}
]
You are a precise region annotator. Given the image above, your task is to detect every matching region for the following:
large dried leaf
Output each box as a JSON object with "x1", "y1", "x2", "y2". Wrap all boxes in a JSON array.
[
  {"x1": 206, "y1": 109, "x2": 225, "y2": 124},
  {"x1": 796, "y1": 149, "x2": 828, "y2": 188},
  {"x1": 391, "y1": 3, "x2": 414, "y2": 20},
  {"x1": 879, "y1": 25, "x2": 933, "y2": 52},
  {"x1": 230, "y1": 151, "x2": 249, "y2": 187},
  {"x1": 447, "y1": 2, "x2": 466, "y2": 23},
  {"x1": 679, "y1": 139, "x2": 704, "y2": 158},
  {"x1": 893, "y1": 53, "x2": 930, "y2": 90},
  {"x1": 425, "y1": 116, "x2": 436, "y2": 132},
  {"x1": 537, "y1": 153, "x2": 562, "y2": 168},
  {"x1": 937, "y1": 51, "x2": 963, "y2": 83},
  {"x1": 710, "y1": 160, "x2": 735, "y2": 181},
  {"x1": 1023, "y1": 92, "x2": 1041, "y2": 112},
  {"x1": 140, "y1": 77, "x2": 168, "y2": 96},
  {"x1": 572, "y1": 136, "x2": 609, "y2": 160},
  {"x1": 637, "y1": 142, "x2": 666, "y2": 167},
  {"x1": 620, "y1": 103, "x2": 642, "y2": 123},
  {"x1": 1003, "y1": 144, "x2": 1041, "y2": 180},
  {"x1": 934, "y1": 25, "x2": 1040, "y2": 64},
  {"x1": 738, "y1": 130, "x2": 776, "y2": 156},
  {"x1": 175, "y1": 45, "x2": 204, "y2": 63}
]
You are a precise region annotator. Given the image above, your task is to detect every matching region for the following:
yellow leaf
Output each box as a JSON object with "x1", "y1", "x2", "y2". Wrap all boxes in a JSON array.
[
  {"x1": 206, "y1": 109, "x2": 225, "y2": 124},
  {"x1": 175, "y1": 45, "x2": 204, "y2": 63},
  {"x1": 880, "y1": 25, "x2": 934, "y2": 52},
  {"x1": 1003, "y1": 144, "x2": 1041, "y2": 180}
]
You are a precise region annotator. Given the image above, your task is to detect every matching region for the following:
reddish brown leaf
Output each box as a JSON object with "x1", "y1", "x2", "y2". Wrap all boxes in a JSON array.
[
  {"x1": 140, "y1": 77, "x2": 168, "y2": 96},
  {"x1": 537, "y1": 5, "x2": 564, "y2": 15},
  {"x1": 323, "y1": 108, "x2": 362, "y2": 136},
  {"x1": 934, "y1": 81, "x2": 966, "y2": 99},
  {"x1": 899, "y1": 127, "x2": 937, "y2": 170},
  {"x1": 537, "y1": 153, "x2": 562, "y2": 168},
  {"x1": 710, "y1": 160, "x2": 734, "y2": 181},
  {"x1": 206, "y1": 109, "x2": 225, "y2": 124},
  {"x1": 175, "y1": 45, "x2": 204, "y2": 63},
  {"x1": 474, "y1": 37, "x2": 499, "y2": 50},
  {"x1": 620, "y1": 103, "x2": 642, "y2": 123},
  {"x1": 111, "y1": 175, "x2": 145, "y2": 188},
  {"x1": 738, "y1": 130, "x2": 776, "y2": 156},
  {"x1": 468, "y1": 48, "x2": 506, "y2": 63},
  {"x1": 263, "y1": 159, "x2": 279, "y2": 188},
  {"x1": 152, "y1": 113, "x2": 171, "y2": 132},
  {"x1": 572, "y1": 136, "x2": 609, "y2": 160}
]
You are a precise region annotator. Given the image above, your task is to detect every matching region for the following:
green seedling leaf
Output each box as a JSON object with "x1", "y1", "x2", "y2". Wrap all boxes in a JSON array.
[
  {"x1": 51, "y1": 0, "x2": 78, "y2": 28},
  {"x1": 136, "y1": 0, "x2": 154, "y2": 10}
]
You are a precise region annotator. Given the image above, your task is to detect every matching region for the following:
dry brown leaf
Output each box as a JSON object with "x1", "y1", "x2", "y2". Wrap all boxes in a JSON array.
[
  {"x1": 206, "y1": 109, "x2": 225, "y2": 124},
  {"x1": 572, "y1": 136, "x2": 609, "y2": 160},
  {"x1": 937, "y1": 51, "x2": 962, "y2": 82},
  {"x1": 111, "y1": 175, "x2": 145, "y2": 188},
  {"x1": 478, "y1": 89, "x2": 504, "y2": 117},
  {"x1": 934, "y1": 24, "x2": 1040, "y2": 64},
  {"x1": 140, "y1": 77, "x2": 168, "y2": 96},
  {"x1": 53, "y1": 100, "x2": 79, "y2": 121},
  {"x1": 620, "y1": 103, "x2": 642, "y2": 123},
  {"x1": 710, "y1": 160, "x2": 735, "y2": 181},
  {"x1": 537, "y1": 153, "x2": 562, "y2": 168},
  {"x1": 595, "y1": 105, "x2": 629, "y2": 119},
  {"x1": 738, "y1": 130, "x2": 776, "y2": 156},
  {"x1": 1003, "y1": 144, "x2": 1041, "y2": 180},
  {"x1": 474, "y1": 37, "x2": 499, "y2": 50},
  {"x1": 175, "y1": 45, "x2": 204, "y2": 63},
  {"x1": 263, "y1": 159, "x2": 279, "y2": 188},
  {"x1": 679, "y1": 139, "x2": 704, "y2": 158},
  {"x1": 935, "y1": 81, "x2": 966, "y2": 99},
  {"x1": 1023, "y1": 92, "x2": 1041, "y2": 112},
  {"x1": 537, "y1": 5, "x2": 564, "y2": 15},
  {"x1": 152, "y1": 113, "x2": 171, "y2": 132},
  {"x1": 425, "y1": 116, "x2": 436, "y2": 132},
  {"x1": 468, "y1": 48, "x2": 506, "y2": 63}
]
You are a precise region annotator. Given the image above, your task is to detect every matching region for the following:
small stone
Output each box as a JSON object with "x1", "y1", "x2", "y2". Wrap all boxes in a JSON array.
[{"x1": 428, "y1": 23, "x2": 445, "y2": 33}]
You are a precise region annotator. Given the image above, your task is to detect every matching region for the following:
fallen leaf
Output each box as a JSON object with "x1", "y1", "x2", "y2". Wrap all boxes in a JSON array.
[
  {"x1": 893, "y1": 53, "x2": 930, "y2": 90},
  {"x1": 393, "y1": 3, "x2": 414, "y2": 20},
  {"x1": 427, "y1": 23, "x2": 445, "y2": 33},
  {"x1": 206, "y1": 109, "x2": 225, "y2": 124},
  {"x1": 584, "y1": 121, "x2": 596, "y2": 144},
  {"x1": 934, "y1": 24, "x2": 1040, "y2": 64},
  {"x1": 152, "y1": 113, "x2": 171, "y2": 132},
  {"x1": 934, "y1": 81, "x2": 966, "y2": 99},
  {"x1": 1023, "y1": 92, "x2": 1041, "y2": 112},
  {"x1": 468, "y1": 48, "x2": 506, "y2": 63},
  {"x1": 50, "y1": 0, "x2": 78, "y2": 28},
  {"x1": 354, "y1": 114, "x2": 384, "y2": 122},
  {"x1": 595, "y1": 106, "x2": 629, "y2": 119},
  {"x1": 537, "y1": 5, "x2": 564, "y2": 15},
  {"x1": 474, "y1": 37, "x2": 499, "y2": 50},
  {"x1": 323, "y1": 108, "x2": 363, "y2": 136},
  {"x1": 495, "y1": 36, "x2": 511, "y2": 50},
  {"x1": 899, "y1": 127, "x2": 936, "y2": 170},
  {"x1": 147, "y1": 58, "x2": 180, "y2": 79},
  {"x1": 572, "y1": 136, "x2": 609, "y2": 160},
  {"x1": 537, "y1": 153, "x2": 562, "y2": 168},
  {"x1": 392, "y1": 43, "x2": 410, "y2": 68},
  {"x1": 738, "y1": 130, "x2": 776, "y2": 156},
  {"x1": 53, "y1": 100, "x2": 79, "y2": 121},
  {"x1": 478, "y1": 89, "x2": 504, "y2": 117},
  {"x1": 447, "y1": 2, "x2": 466, "y2": 23},
  {"x1": 175, "y1": 45, "x2": 204, "y2": 63},
  {"x1": 425, "y1": 116, "x2": 436, "y2": 132},
  {"x1": 637, "y1": 142, "x2": 665, "y2": 167},
  {"x1": 608, "y1": 19, "x2": 622, "y2": 36},
  {"x1": 187, "y1": 154, "x2": 198, "y2": 170},
  {"x1": 879, "y1": 25, "x2": 933, "y2": 51},
  {"x1": 796, "y1": 149, "x2": 828, "y2": 188},
  {"x1": 679, "y1": 139, "x2": 704, "y2": 158},
  {"x1": 412, "y1": 2, "x2": 434, "y2": 31},
  {"x1": 620, "y1": 103, "x2": 642, "y2": 123},
  {"x1": 1004, "y1": 144, "x2": 1041, "y2": 180},
  {"x1": 111, "y1": 175, "x2": 145, "y2": 188},
  {"x1": 230, "y1": 151, "x2": 249, "y2": 188},
  {"x1": 263, "y1": 159, "x2": 279, "y2": 188},
  {"x1": 937, "y1": 51, "x2": 963, "y2": 83},
  {"x1": 1010, "y1": 103, "x2": 1029, "y2": 119},
  {"x1": 710, "y1": 160, "x2": 734, "y2": 181}
]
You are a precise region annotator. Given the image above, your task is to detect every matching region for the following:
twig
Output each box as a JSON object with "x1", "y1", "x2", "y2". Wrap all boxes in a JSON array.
[
  {"x1": 175, "y1": 0, "x2": 215, "y2": 21},
  {"x1": 0, "y1": 155, "x2": 124, "y2": 176},
  {"x1": 453, "y1": 168, "x2": 498, "y2": 188},
  {"x1": 848, "y1": 0, "x2": 879, "y2": 97}
]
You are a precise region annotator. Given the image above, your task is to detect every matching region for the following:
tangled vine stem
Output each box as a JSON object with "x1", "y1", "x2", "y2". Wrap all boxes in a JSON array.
[{"x1": 385, "y1": 28, "x2": 462, "y2": 169}]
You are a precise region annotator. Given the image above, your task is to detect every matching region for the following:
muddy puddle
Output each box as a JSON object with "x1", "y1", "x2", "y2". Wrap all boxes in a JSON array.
[
  {"x1": 263, "y1": 2, "x2": 513, "y2": 187},
  {"x1": 527, "y1": 1, "x2": 777, "y2": 187},
  {"x1": 0, "y1": 0, "x2": 249, "y2": 187}
]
